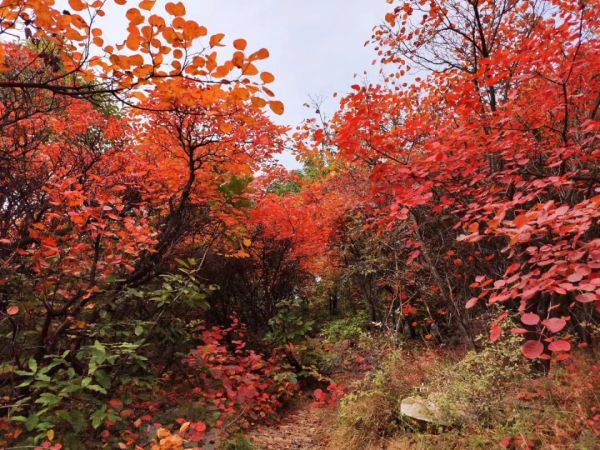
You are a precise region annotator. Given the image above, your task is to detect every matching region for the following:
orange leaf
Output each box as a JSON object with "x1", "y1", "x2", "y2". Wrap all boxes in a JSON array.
[
  {"x1": 514, "y1": 214, "x2": 530, "y2": 228},
  {"x1": 69, "y1": 0, "x2": 87, "y2": 11},
  {"x1": 165, "y1": 1, "x2": 186, "y2": 16},
  {"x1": 209, "y1": 33, "x2": 225, "y2": 48},
  {"x1": 233, "y1": 39, "x2": 247, "y2": 51},
  {"x1": 260, "y1": 72, "x2": 275, "y2": 84},
  {"x1": 269, "y1": 100, "x2": 284, "y2": 115},
  {"x1": 242, "y1": 63, "x2": 259, "y2": 76},
  {"x1": 139, "y1": 0, "x2": 155, "y2": 11},
  {"x1": 250, "y1": 48, "x2": 269, "y2": 61}
]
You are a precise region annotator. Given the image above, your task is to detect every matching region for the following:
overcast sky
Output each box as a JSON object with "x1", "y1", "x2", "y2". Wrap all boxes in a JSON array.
[{"x1": 99, "y1": 1, "x2": 392, "y2": 168}]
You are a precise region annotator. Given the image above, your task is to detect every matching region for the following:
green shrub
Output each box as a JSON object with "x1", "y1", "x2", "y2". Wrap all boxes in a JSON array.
[
  {"x1": 328, "y1": 350, "x2": 411, "y2": 449},
  {"x1": 321, "y1": 311, "x2": 369, "y2": 343},
  {"x1": 222, "y1": 434, "x2": 256, "y2": 450},
  {"x1": 266, "y1": 297, "x2": 314, "y2": 346},
  {"x1": 427, "y1": 333, "x2": 530, "y2": 428},
  {"x1": 11, "y1": 341, "x2": 148, "y2": 448}
]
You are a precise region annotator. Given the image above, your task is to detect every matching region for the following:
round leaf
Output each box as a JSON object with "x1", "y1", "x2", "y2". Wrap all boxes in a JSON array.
[
  {"x1": 269, "y1": 101, "x2": 284, "y2": 115},
  {"x1": 522, "y1": 340, "x2": 544, "y2": 359},
  {"x1": 521, "y1": 312, "x2": 540, "y2": 326},
  {"x1": 541, "y1": 317, "x2": 566, "y2": 333},
  {"x1": 548, "y1": 339, "x2": 571, "y2": 352}
]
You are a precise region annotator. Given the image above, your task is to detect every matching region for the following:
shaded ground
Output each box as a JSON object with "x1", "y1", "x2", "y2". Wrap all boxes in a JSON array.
[
  {"x1": 246, "y1": 347, "x2": 373, "y2": 450},
  {"x1": 248, "y1": 394, "x2": 328, "y2": 450}
]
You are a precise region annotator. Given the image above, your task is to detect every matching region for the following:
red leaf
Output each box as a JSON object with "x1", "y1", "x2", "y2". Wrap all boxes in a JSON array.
[
  {"x1": 522, "y1": 340, "x2": 544, "y2": 359},
  {"x1": 6, "y1": 305, "x2": 19, "y2": 316},
  {"x1": 465, "y1": 297, "x2": 479, "y2": 309},
  {"x1": 521, "y1": 312, "x2": 540, "y2": 326},
  {"x1": 567, "y1": 273, "x2": 583, "y2": 283},
  {"x1": 490, "y1": 323, "x2": 501, "y2": 343},
  {"x1": 541, "y1": 317, "x2": 566, "y2": 333},
  {"x1": 548, "y1": 339, "x2": 570, "y2": 352},
  {"x1": 510, "y1": 327, "x2": 528, "y2": 335},
  {"x1": 108, "y1": 399, "x2": 123, "y2": 409},
  {"x1": 576, "y1": 293, "x2": 596, "y2": 303}
]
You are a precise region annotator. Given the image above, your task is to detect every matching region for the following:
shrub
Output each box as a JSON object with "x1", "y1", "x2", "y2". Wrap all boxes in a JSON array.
[
  {"x1": 321, "y1": 311, "x2": 369, "y2": 343},
  {"x1": 327, "y1": 349, "x2": 423, "y2": 450},
  {"x1": 266, "y1": 297, "x2": 314, "y2": 346},
  {"x1": 428, "y1": 333, "x2": 531, "y2": 428},
  {"x1": 221, "y1": 434, "x2": 256, "y2": 450}
]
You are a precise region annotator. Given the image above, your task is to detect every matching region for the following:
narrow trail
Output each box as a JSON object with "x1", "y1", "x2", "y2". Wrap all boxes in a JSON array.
[
  {"x1": 247, "y1": 395, "x2": 328, "y2": 450},
  {"x1": 246, "y1": 352, "x2": 372, "y2": 450}
]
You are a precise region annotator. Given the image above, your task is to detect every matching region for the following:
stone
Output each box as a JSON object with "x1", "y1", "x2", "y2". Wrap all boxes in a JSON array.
[{"x1": 400, "y1": 396, "x2": 443, "y2": 423}]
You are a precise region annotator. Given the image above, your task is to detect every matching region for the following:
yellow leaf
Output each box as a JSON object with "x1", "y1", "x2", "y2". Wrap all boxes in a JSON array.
[
  {"x1": 179, "y1": 421, "x2": 190, "y2": 434},
  {"x1": 47, "y1": 430, "x2": 55, "y2": 441},
  {"x1": 156, "y1": 427, "x2": 170, "y2": 439},
  {"x1": 243, "y1": 238, "x2": 252, "y2": 247}
]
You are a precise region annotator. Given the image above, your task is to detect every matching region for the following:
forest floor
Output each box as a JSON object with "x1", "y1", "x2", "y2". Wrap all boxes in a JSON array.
[
  {"x1": 247, "y1": 394, "x2": 328, "y2": 450},
  {"x1": 246, "y1": 345, "x2": 373, "y2": 450},
  {"x1": 238, "y1": 339, "x2": 600, "y2": 450}
]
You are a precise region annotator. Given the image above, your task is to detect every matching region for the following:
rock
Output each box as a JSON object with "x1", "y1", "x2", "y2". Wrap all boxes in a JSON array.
[{"x1": 400, "y1": 396, "x2": 444, "y2": 424}]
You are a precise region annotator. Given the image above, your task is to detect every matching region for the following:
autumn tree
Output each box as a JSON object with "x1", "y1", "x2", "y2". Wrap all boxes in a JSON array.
[
  {"x1": 309, "y1": 0, "x2": 600, "y2": 358},
  {"x1": 0, "y1": 2, "x2": 291, "y2": 446}
]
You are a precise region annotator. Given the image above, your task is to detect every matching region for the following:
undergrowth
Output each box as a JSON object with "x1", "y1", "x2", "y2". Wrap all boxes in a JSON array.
[{"x1": 327, "y1": 335, "x2": 600, "y2": 450}]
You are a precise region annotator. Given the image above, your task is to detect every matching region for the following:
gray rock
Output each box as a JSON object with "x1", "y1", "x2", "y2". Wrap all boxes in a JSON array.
[{"x1": 399, "y1": 396, "x2": 443, "y2": 423}]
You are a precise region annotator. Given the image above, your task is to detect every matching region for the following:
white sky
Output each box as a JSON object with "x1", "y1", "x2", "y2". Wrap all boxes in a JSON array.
[{"x1": 99, "y1": 0, "x2": 393, "y2": 168}]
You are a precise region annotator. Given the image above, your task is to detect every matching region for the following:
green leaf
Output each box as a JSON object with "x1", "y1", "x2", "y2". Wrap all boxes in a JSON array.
[
  {"x1": 94, "y1": 370, "x2": 111, "y2": 390},
  {"x1": 25, "y1": 414, "x2": 40, "y2": 431},
  {"x1": 56, "y1": 409, "x2": 88, "y2": 433},
  {"x1": 84, "y1": 384, "x2": 107, "y2": 394},
  {"x1": 90, "y1": 407, "x2": 106, "y2": 429},
  {"x1": 35, "y1": 392, "x2": 62, "y2": 407},
  {"x1": 60, "y1": 384, "x2": 82, "y2": 394},
  {"x1": 134, "y1": 325, "x2": 144, "y2": 336},
  {"x1": 28, "y1": 357, "x2": 38, "y2": 373},
  {"x1": 35, "y1": 373, "x2": 52, "y2": 382},
  {"x1": 11, "y1": 415, "x2": 28, "y2": 423},
  {"x1": 94, "y1": 340, "x2": 106, "y2": 354}
]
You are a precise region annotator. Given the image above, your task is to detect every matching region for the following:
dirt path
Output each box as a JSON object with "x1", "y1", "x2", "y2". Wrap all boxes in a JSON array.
[
  {"x1": 247, "y1": 395, "x2": 329, "y2": 450},
  {"x1": 245, "y1": 344, "x2": 373, "y2": 450}
]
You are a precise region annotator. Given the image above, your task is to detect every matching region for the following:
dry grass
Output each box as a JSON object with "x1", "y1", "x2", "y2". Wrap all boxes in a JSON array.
[{"x1": 326, "y1": 339, "x2": 600, "y2": 450}]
